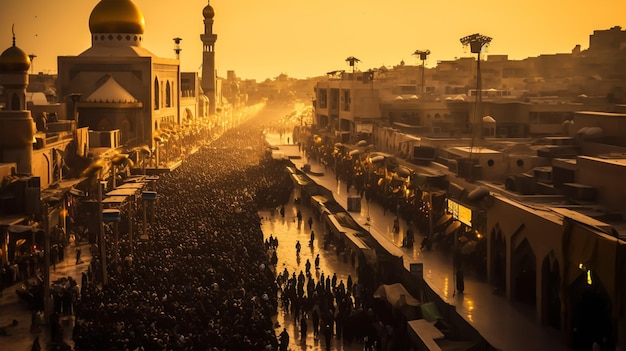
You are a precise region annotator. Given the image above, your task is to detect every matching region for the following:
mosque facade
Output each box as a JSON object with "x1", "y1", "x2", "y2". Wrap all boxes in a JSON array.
[{"x1": 57, "y1": 0, "x2": 218, "y2": 150}]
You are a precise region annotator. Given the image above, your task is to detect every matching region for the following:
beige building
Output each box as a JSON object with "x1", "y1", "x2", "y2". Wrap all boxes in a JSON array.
[
  {"x1": 314, "y1": 71, "x2": 381, "y2": 143},
  {"x1": 57, "y1": 0, "x2": 181, "y2": 149}
]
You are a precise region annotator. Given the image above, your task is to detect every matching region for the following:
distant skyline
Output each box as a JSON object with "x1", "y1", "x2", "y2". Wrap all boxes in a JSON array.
[{"x1": 1, "y1": 0, "x2": 625, "y2": 82}]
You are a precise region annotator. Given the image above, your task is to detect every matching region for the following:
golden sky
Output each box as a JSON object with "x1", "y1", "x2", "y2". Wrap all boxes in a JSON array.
[{"x1": 1, "y1": 0, "x2": 625, "y2": 81}]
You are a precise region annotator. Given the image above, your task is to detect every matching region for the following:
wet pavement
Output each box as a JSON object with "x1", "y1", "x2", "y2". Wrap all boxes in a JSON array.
[
  {"x1": 261, "y1": 194, "x2": 364, "y2": 351},
  {"x1": 0, "y1": 240, "x2": 92, "y2": 350},
  {"x1": 0, "y1": 126, "x2": 566, "y2": 351},
  {"x1": 265, "y1": 131, "x2": 567, "y2": 351}
]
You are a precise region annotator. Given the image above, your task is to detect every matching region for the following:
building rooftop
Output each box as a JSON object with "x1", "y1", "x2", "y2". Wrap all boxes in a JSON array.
[{"x1": 579, "y1": 155, "x2": 626, "y2": 167}]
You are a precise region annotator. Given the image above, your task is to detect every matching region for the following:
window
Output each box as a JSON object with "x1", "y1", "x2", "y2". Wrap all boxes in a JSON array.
[
  {"x1": 154, "y1": 77, "x2": 160, "y2": 110},
  {"x1": 342, "y1": 90, "x2": 350, "y2": 111},
  {"x1": 319, "y1": 89, "x2": 328, "y2": 109},
  {"x1": 166, "y1": 81, "x2": 171, "y2": 107}
]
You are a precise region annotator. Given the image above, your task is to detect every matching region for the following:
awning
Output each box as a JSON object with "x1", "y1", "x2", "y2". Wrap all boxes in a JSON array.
[
  {"x1": 8, "y1": 225, "x2": 35, "y2": 234},
  {"x1": 435, "y1": 214, "x2": 453, "y2": 227},
  {"x1": 290, "y1": 173, "x2": 310, "y2": 186},
  {"x1": 374, "y1": 283, "x2": 421, "y2": 308},
  {"x1": 445, "y1": 221, "x2": 461, "y2": 235},
  {"x1": 117, "y1": 183, "x2": 146, "y2": 190},
  {"x1": 0, "y1": 216, "x2": 27, "y2": 227},
  {"x1": 103, "y1": 196, "x2": 130, "y2": 204},
  {"x1": 106, "y1": 189, "x2": 140, "y2": 196}
]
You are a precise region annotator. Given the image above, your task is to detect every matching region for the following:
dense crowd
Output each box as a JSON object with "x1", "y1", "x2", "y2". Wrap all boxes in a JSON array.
[{"x1": 73, "y1": 125, "x2": 294, "y2": 351}]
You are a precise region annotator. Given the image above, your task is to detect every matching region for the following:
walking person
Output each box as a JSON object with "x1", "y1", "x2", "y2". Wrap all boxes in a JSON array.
[
  {"x1": 323, "y1": 323, "x2": 333, "y2": 351},
  {"x1": 300, "y1": 313, "x2": 308, "y2": 341},
  {"x1": 315, "y1": 254, "x2": 320, "y2": 269},
  {"x1": 307, "y1": 216, "x2": 313, "y2": 230},
  {"x1": 75, "y1": 246, "x2": 82, "y2": 264},
  {"x1": 310, "y1": 230, "x2": 315, "y2": 246},
  {"x1": 279, "y1": 328, "x2": 289, "y2": 351},
  {"x1": 312, "y1": 307, "x2": 320, "y2": 338}
]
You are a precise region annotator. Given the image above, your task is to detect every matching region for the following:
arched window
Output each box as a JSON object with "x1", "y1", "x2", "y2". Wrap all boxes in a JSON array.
[
  {"x1": 165, "y1": 81, "x2": 171, "y2": 107},
  {"x1": 154, "y1": 77, "x2": 160, "y2": 110}
]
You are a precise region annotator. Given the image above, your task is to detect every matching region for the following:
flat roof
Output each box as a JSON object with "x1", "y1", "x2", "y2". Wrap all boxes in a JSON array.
[
  {"x1": 550, "y1": 207, "x2": 613, "y2": 232},
  {"x1": 575, "y1": 111, "x2": 626, "y2": 117},
  {"x1": 106, "y1": 189, "x2": 139, "y2": 196},
  {"x1": 102, "y1": 196, "x2": 129, "y2": 204},
  {"x1": 452, "y1": 146, "x2": 501, "y2": 154},
  {"x1": 578, "y1": 156, "x2": 626, "y2": 167}
]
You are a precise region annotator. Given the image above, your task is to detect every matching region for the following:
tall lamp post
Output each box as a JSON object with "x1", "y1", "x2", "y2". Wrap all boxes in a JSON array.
[
  {"x1": 173, "y1": 37, "x2": 182, "y2": 60},
  {"x1": 345, "y1": 56, "x2": 361, "y2": 75},
  {"x1": 81, "y1": 159, "x2": 109, "y2": 286},
  {"x1": 28, "y1": 54, "x2": 36, "y2": 75},
  {"x1": 460, "y1": 33, "x2": 492, "y2": 147},
  {"x1": 413, "y1": 50, "x2": 430, "y2": 95}
]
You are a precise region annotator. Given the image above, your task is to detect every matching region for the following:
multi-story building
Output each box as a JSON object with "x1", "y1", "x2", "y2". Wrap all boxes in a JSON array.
[{"x1": 314, "y1": 71, "x2": 381, "y2": 143}]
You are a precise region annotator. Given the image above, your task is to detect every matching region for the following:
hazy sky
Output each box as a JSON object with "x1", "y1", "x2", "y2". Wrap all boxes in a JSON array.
[{"x1": 1, "y1": 0, "x2": 624, "y2": 81}]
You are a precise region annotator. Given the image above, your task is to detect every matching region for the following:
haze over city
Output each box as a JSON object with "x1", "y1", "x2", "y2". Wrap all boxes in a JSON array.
[{"x1": 1, "y1": 0, "x2": 625, "y2": 81}]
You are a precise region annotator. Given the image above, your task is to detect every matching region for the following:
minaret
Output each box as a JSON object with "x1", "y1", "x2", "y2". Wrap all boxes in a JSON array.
[
  {"x1": 0, "y1": 30, "x2": 35, "y2": 174},
  {"x1": 200, "y1": 1, "x2": 217, "y2": 115}
]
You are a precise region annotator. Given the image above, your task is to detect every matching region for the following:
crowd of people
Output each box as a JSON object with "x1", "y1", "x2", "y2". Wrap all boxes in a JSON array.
[{"x1": 72, "y1": 125, "x2": 295, "y2": 350}]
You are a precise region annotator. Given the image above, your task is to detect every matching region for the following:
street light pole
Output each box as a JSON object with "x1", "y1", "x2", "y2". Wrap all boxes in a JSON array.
[
  {"x1": 97, "y1": 176, "x2": 108, "y2": 286},
  {"x1": 460, "y1": 33, "x2": 492, "y2": 150},
  {"x1": 173, "y1": 37, "x2": 182, "y2": 60},
  {"x1": 28, "y1": 54, "x2": 36, "y2": 75},
  {"x1": 413, "y1": 50, "x2": 430, "y2": 95}
]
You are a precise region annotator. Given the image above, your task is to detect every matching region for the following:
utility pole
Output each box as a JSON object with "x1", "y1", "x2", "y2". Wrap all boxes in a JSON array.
[
  {"x1": 42, "y1": 201, "x2": 51, "y2": 322},
  {"x1": 460, "y1": 33, "x2": 492, "y2": 151},
  {"x1": 97, "y1": 176, "x2": 108, "y2": 286},
  {"x1": 413, "y1": 50, "x2": 430, "y2": 95},
  {"x1": 173, "y1": 37, "x2": 182, "y2": 60},
  {"x1": 28, "y1": 54, "x2": 36, "y2": 75}
]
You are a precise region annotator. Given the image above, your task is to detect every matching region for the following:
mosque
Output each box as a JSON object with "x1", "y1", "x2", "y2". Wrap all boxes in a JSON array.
[
  {"x1": 0, "y1": 0, "x2": 226, "y2": 265},
  {"x1": 57, "y1": 0, "x2": 219, "y2": 151}
]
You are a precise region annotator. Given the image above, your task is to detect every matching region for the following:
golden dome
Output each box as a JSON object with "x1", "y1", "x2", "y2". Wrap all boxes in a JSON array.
[
  {"x1": 0, "y1": 44, "x2": 30, "y2": 73},
  {"x1": 203, "y1": 2, "x2": 215, "y2": 19},
  {"x1": 89, "y1": 0, "x2": 145, "y2": 34}
]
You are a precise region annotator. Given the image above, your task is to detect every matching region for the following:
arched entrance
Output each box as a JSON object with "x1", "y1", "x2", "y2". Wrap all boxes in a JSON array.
[
  {"x1": 490, "y1": 224, "x2": 506, "y2": 294},
  {"x1": 541, "y1": 252, "x2": 561, "y2": 329},
  {"x1": 512, "y1": 238, "x2": 536, "y2": 305},
  {"x1": 569, "y1": 273, "x2": 614, "y2": 350}
]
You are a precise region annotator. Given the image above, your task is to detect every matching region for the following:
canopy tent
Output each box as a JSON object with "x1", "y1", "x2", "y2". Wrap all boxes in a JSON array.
[
  {"x1": 374, "y1": 283, "x2": 421, "y2": 308},
  {"x1": 445, "y1": 221, "x2": 461, "y2": 235}
]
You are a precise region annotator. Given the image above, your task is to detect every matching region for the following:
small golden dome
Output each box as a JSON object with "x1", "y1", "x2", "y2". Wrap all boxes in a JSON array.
[
  {"x1": 89, "y1": 0, "x2": 145, "y2": 34},
  {"x1": 0, "y1": 44, "x2": 30, "y2": 73},
  {"x1": 203, "y1": 2, "x2": 215, "y2": 19}
]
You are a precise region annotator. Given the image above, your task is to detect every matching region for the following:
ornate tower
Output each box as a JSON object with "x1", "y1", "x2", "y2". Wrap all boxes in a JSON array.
[
  {"x1": 200, "y1": 1, "x2": 217, "y2": 115},
  {"x1": 0, "y1": 31, "x2": 35, "y2": 174}
]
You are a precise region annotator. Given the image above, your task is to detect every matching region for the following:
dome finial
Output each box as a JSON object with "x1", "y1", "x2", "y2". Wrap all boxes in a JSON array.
[{"x1": 11, "y1": 24, "x2": 15, "y2": 46}]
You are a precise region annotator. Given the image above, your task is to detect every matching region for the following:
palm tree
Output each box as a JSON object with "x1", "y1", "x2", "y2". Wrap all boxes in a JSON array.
[{"x1": 110, "y1": 153, "x2": 134, "y2": 188}]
